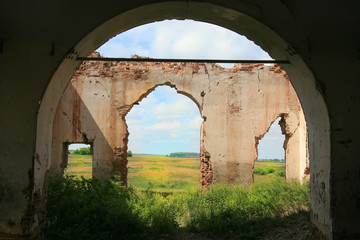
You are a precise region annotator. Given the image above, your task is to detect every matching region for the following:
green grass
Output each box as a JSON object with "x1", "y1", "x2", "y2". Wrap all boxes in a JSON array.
[
  {"x1": 64, "y1": 154, "x2": 92, "y2": 179},
  {"x1": 64, "y1": 154, "x2": 286, "y2": 192},
  {"x1": 254, "y1": 160, "x2": 286, "y2": 183},
  {"x1": 127, "y1": 155, "x2": 200, "y2": 192},
  {"x1": 46, "y1": 177, "x2": 310, "y2": 240},
  {"x1": 51, "y1": 156, "x2": 296, "y2": 239}
]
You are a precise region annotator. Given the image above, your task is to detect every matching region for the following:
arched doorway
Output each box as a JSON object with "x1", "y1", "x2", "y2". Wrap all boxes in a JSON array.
[
  {"x1": 35, "y1": 2, "x2": 331, "y2": 237},
  {"x1": 126, "y1": 85, "x2": 202, "y2": 191}
]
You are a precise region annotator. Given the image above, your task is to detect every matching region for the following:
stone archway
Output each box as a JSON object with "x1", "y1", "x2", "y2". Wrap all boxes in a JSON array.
[{"x1": 35, "y1": 2, "x2": 330, "y2": 238}]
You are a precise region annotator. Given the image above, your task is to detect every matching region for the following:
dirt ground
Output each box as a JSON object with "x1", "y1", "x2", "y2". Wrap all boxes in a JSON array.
[
  {"x1": 261, "y1": 217, "x2": 326, "y2": 240},
  {"x1": 151, "y1": 216, "x2": 326, "y2": 240}
]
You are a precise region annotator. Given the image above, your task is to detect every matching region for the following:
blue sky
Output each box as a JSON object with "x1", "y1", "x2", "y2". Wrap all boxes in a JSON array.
[{"x1": 71, "y1": 20, "x2": 285, "y2": 159}]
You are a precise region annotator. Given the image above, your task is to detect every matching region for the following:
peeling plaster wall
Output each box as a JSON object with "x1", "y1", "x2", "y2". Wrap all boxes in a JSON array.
[{"x1": 51, "y1": 53, "x2": 308, "y2": 186}]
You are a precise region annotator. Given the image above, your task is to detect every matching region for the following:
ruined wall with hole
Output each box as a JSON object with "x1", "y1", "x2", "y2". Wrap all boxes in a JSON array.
[{"x1": 50, "y1": 52, "x2": 308, "y2": 186}]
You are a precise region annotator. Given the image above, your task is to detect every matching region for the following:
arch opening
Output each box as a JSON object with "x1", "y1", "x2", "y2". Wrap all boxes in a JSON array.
[
  {"x1": 125, "y1": 85, "x2": 203, "y2": 192},
  {"x1": 255, "y1": 117, "x2": 286, "y2": 183},
  {"x1": 255, "y1": 110, "x2": 309, "y2": 184},
  {"x1": 35, "y1": 2, "x2": 331, "y2": 238}
]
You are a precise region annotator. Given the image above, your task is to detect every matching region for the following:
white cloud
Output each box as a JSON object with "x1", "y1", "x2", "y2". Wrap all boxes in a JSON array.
[
  {"x1": 154, "y1": 102, "x2": 169, "y2": 115},
  {"x1": 189, "y1": 130, "x2": 201, "y2": 138},
  {"x1": 188, "y1": 116, "x2": 203, "y2": 130},
  {"x1": 264, "y1": 135, "x2": 283, "y2": 142},
  {"x1": 125, "y1": 119, "x2": 142, "y2": 125},
  {"x1": 172, "y1": 34, "x2": 204, "y2": 57},
  {"x1": 170, "y1": 133, "x2": 179, "y2": 138},
  {"x1": 174, "y1": 98, "x2": 199, "y2": 114},
  {"x1": 97, "y1": 20, "x2": 273, "y2": 61},
  {"x1": 153, "y1": 90, "x2": 199, "y2": 120},
  {"x1": 146, "y1": 121, "x2": 181, "y2": 130}
]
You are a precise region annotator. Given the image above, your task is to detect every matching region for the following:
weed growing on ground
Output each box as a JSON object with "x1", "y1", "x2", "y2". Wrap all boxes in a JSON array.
[
  {"x1": 46, "y1": 176, "x2": 146, "y2": 240},
  {"x1": 46, "y1": 177, "x2": 309, "y2": 240},
  {"x1": 180, "y1": 180, "x2": 309, "y2": 238}
]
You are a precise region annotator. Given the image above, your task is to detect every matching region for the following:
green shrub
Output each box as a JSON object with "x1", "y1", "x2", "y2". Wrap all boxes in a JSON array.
[
  {"x1": 73, "y1": 147, "x2": 91, "y2": 155},
  {"x1": 46, "y1": 176, "x2": 146, "y2": 240},
  {"x1": 46, "y1": 177, "x2": 309, "y2": 239},
  {"x1": 254, "y1": 167, "x2": 276, "y2": 175},
  {"x1": 127, "y1": 150, "x2": 133, "y2": 157},
  {"x1": 129, "y1": 189, "x2": 178, "y2": 234},
  {"x1": 182, "y1": 180, "x2": 309, "y2": 238}
]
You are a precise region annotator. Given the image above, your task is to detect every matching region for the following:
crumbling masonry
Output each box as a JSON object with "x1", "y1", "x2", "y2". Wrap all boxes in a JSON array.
[{"x1": 50, "y1": 52, "x2": 308, "y2": 187}]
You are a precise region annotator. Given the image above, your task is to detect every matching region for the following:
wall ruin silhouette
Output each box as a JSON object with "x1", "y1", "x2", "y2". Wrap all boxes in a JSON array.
[{"x1": 50, "y1": 52, "x2": 308, "y2": 187}]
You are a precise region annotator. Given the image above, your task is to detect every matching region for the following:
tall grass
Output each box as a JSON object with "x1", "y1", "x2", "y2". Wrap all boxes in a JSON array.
[
  {"x1": 177, "y1": 181, "x2": 309, "y2": 238},
  {"x1": 46, "y1": 177, "x2": 309, "y2": 239},
  {"x1": 46, "y1": 176, "x2": 146, "y2": 240}
]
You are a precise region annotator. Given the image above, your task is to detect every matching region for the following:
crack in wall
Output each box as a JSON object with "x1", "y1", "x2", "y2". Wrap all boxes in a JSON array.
[
  {"x1": 204, "y1": 64, "x2": 212, "y2": 94},
  {"x1": 93, "y1": 79, "x2": 125, "y2": 116},
  {"x1": 61, "y1": 111, "x2": 83, "y2": 139},
  {"x1": 185, "y1": 71, "x2": 193, "y2": 90},
  {"x1": 94, "y1": 80, "x2": 111, "y2": 98},
  {"x1": 200, "y1": 91, "x2": 205, "y2": 111},
  {"x1": 257, "y1": 67, "x2": 261, "y2": 92}
]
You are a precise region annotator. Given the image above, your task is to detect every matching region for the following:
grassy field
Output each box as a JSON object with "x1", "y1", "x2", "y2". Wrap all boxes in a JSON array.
[
  {"x1": 64, "y1": 154, "x2": 92, "y2": 179},
  {"x1": 65, "y1": 154, "x2": 286, "y2": 192},
  {"x1": 253, "y1": 160, "x2": 286, "y2": 183},
  {"x1": 128, "y1": 155, "x2": 200, "y2": 192}
]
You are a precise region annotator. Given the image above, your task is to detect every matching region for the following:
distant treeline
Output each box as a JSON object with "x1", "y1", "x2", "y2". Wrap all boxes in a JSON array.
[
  {"x1": 72, "y1": 147, "x2": 91, "y2": 155},
  {"x1": 168, "y1": 152, "x2": 200, "y2": 158},
  {"x1": 257, "y1": 159, "x2": 284, "y2": 162}
]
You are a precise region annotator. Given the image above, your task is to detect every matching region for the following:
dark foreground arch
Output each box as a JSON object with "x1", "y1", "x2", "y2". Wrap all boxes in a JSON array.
[
  {"x1": 36, "y1": 3, "x2": 330, "y2": 237},
  {"x1": 1, "y1": 1, "x2": 359, "y2": 239}
]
